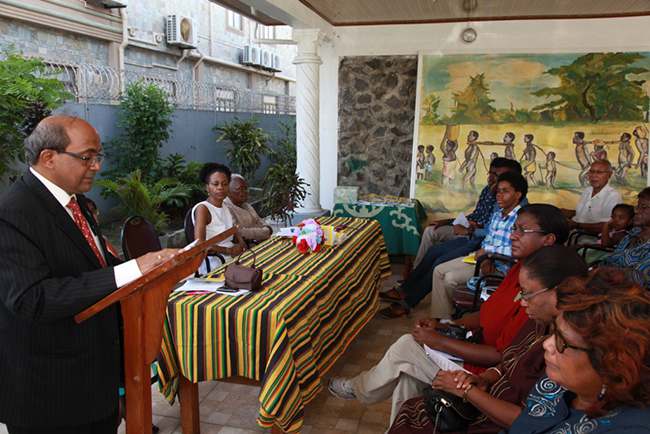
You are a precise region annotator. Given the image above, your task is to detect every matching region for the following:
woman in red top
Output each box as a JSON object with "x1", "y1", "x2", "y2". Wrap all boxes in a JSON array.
[{"x1": 329, "y1": 204, "x2": 570, "y2": 423}]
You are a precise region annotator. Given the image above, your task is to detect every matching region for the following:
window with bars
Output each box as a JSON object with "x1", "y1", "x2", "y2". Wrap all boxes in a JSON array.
[
  {"x1": 256, "y1": 24, "x2": 275, "y2": 40},
  {"x1": 227, "y1": 10, "x2": 243, "y2": 32}
]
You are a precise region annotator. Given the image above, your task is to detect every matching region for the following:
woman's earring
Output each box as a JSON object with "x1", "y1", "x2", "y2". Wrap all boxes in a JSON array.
[{"x1": 598, "y1": 384, "x2": 607, "y2": 401}]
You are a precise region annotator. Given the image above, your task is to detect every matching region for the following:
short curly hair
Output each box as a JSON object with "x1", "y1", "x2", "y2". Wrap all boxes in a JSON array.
[
  {"x1": 556, "y1": 267, "x2": 650, "y2": 418},
  {"x1": 198, "y1": 162, "x2": 231, "y2": 184}
]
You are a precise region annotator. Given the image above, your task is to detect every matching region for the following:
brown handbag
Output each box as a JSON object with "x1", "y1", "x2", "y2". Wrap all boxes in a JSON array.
[{"x1": 224, "y1": 250, "x2": 263, "y2": 291}]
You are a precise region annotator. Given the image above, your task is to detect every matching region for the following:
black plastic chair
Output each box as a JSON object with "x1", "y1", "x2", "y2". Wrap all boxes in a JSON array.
[
  {"x1": 183, "y1": 209, "x2": 226, "y2": 276},
  {"x1": 120, "y1": 215, "x2": 162, "y2": 261}
]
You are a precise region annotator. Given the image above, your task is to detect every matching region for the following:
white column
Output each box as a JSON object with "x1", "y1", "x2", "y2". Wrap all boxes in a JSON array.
[{"x1": 292, "y1": 29, "x2": 325, "y2": 214}]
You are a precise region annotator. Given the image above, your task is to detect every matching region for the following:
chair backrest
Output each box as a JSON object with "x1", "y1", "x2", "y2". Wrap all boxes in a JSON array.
[
  {"x1": 121, "y1": 215, "x2": 162, "y2": 261},
  {"x1": 184, "y1": 209, "x2": 195, "y2": 244}
]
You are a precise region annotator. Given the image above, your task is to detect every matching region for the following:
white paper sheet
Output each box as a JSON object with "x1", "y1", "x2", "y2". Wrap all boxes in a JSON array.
[
  {"x1": 423, "y1": 344, "x2": 471, "y2": 373},
  {"x1": 452, "y1": 212, "x2": 470, "y2": 228},
  {"x1": 276, "y1": 227, "x2": 297, "y2": 237}
]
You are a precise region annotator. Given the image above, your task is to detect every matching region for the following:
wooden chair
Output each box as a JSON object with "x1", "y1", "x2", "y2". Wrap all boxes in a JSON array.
[
  {"x1": 451, "y1": 253, "x2": 517, "y2": 319},
  {"x1": 574, "y1": 243, "x2": 614, "y2": 268},
  {"x1": 183, "y1": 209, "x2": 226, "y2": 275}
]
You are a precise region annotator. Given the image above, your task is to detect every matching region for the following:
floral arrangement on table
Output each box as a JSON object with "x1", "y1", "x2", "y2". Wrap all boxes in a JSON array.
[{"x1": 292, "y1": 219, "x2": 324, "y2": 254}]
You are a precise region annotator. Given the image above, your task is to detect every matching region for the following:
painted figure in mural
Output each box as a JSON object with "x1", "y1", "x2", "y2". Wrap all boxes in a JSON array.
[
  {"x1": 459, "y1": 130, "x2": 480, "y2": 190},
  {"x1": 520, "y1": 134, "x2": 537, "y2": 186},
  {"x1": 416, "y1": 145, "x2": 426, "y2": 180},
  {"x1": 590, "y1": 139, "x2": 609, "y2": 162},
  {"x1": 425, "y1": 145, "x2": 435, "y2": 181},
  {"x1": 614, "y1": 132, "x2": 635, "y2": 186},
  {"x1": 503, "y1": 132, "x2": 516, "y2": 160},
  {"x1": 574, "y1": 131, "x2": 592, "y2": 187},
  {"x1": 441, "y1": 139, "x2": 458, "y2": 187},
  {"x1": 490, "y1": 152, "x2": 498, "y2": 161},
  {"x1": 634, "y1": 126, "x2": 648, "y2": 179},
  {"x1": 541, "y1": 151, "x2": 557, "y2": 189}
]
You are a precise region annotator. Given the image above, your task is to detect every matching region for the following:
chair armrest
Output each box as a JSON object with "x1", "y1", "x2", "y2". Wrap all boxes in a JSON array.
[
  {"x1": 471, "y1": 273, "x2": 504, "y2": 312},
  {"x1": 474, "y1": 253, "x2": 516, "y2": 276},
  {"x1": 575, "y1": 243, "x2": 614, "y2": 258}
]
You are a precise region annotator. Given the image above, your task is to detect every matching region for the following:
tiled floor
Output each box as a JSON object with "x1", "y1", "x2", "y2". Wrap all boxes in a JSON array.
[{"x1": 1, "y1": 260, "x2": 430, "y2": 434}]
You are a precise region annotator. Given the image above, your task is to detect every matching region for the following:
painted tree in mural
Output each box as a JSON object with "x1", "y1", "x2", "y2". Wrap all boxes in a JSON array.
[
  {"x1": 420, "y1": 93, "x2": 441, "y2": 125},
  {"x1": 532, "y1": 53, "x2": 650, "y2": 123},
  {"x1": 450, "y1": 73, "x2": 499, "y2": 124}
]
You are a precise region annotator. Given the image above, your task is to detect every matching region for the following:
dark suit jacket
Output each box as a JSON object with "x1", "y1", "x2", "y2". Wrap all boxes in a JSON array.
[{"x1": 0, "y1": 170, "x2": 122, "y2": 428}]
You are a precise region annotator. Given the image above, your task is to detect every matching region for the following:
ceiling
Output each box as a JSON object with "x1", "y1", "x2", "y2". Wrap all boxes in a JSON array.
[{"x1": 214, "y1": 0, "x2": 650, "y2": 27}]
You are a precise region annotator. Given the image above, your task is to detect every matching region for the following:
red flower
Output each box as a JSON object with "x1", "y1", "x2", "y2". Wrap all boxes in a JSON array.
[
  {"x1": 297, "y1": 238, "x2": 310, "y2": 254},
  {"x1": 291, "y1": 236, "x2": 297, "y2": 245},
  {"x1": 313, "y1": 243, "x2": 322, "y2": 253}
]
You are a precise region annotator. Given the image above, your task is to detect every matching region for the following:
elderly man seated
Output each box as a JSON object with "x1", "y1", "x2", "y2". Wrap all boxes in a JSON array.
[
  {"x1": 224, "y1": 174, "x2": 273, "y2": 243},
  {"x1": 561, "y1": 159, "x2": 622, "y2": 237}
]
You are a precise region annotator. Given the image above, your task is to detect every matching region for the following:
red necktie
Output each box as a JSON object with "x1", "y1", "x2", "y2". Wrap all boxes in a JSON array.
[{"x1": 66, "y1": 197, "x2": 107, "y2": 268}]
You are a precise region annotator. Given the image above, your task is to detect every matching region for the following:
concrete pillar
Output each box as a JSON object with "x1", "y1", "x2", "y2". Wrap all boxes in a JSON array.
[{"x1": 292, "y1": 28, "x2": 325, "y2": 214}]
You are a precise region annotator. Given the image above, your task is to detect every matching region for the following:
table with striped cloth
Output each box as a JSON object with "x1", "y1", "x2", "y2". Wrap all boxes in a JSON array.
[{"x1": 157, "y1": 217, "x2": 390, "y2": 433}]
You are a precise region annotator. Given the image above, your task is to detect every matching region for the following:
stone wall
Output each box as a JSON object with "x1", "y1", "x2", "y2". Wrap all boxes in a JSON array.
[{"x1": 337, "y1": 56, "x2": 417, "y2": 197}]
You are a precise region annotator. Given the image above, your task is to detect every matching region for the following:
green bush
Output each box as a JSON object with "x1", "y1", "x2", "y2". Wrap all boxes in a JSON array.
[
  {"x1": 103, "y1": 80, "x2": 175, "y2": 186},
  {"x1": 262, "y1": 119, "x2": 308, "y2": 225},
  {"x1": 94, "y1": 170, "x2": 191, "y2": 234},
  {"x1": 0, "y1": 45, "x2": 71, "y2": 183},
  {"x1": 214, "y1": 117, "x2": 270, "y2": 180}
]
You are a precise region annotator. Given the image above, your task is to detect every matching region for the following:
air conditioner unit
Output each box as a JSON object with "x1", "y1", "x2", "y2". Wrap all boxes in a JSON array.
[
  {"x1": 85, "y1": 0, "x2": 127, "y2": 8},
  {"x1": 166, "y1": 14, "x2": 197, "y2": 49},
  {"x1": 272, "y1": 54, "x2": 282, "y2": 72},
  {"x1": 260, "y1": 49, "x2": 273, "y2": 70},
  {"x1": 241, "y1": 46, "x2": 260, "y2": 66}
]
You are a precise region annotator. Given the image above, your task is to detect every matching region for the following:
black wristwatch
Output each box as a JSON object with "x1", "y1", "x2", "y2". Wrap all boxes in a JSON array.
[{"x1": 468, "y1": 227, "x2": 475, "y2": 238}]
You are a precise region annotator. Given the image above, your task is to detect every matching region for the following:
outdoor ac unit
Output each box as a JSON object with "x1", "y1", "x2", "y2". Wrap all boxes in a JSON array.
[
  {"x1": 272, "y1": 54, "x2": 282, "y2": 72},
  {"x1": 85, "y1": 0, "x2": 127, "y2": 8},
  {"x1": 166, "y1": 14, "x2": 197, "y2": 49},
  {"x1": 260, "y1": 49, "x2": 273, "y2": 70},
  {"x1": 241, "y1": 46, "x2": 260, "y2": 66}
]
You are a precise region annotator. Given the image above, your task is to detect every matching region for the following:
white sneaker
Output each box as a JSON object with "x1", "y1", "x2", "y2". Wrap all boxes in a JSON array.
[{"x1": 328, "y1": 377, "x2": 356, "y2": 400}]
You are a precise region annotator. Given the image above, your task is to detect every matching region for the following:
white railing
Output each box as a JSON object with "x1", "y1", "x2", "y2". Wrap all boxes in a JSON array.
[{"x1": 42, "y1": 60, "x2": 296, "y2": 115}]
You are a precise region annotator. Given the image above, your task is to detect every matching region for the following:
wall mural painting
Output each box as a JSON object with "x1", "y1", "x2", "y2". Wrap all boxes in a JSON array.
[{"x1": 411, "y1": 52, "x2": 650, "y2": 220}]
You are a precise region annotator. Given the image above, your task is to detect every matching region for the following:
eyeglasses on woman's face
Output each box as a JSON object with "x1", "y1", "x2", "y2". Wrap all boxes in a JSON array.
[
  {"x1": 514, "y1": 286, "x2": 550, "y2": 302},
  {"x1": 510, "y1": 225, "x2": 547, "y2": 236},
  {"x1": 549, "y1": 317, "x2": 590, "y2": 354}
]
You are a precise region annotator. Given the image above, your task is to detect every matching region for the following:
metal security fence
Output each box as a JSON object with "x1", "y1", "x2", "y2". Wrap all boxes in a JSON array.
[{"x1": 42, "y1": 60, "x2": 296, "y2": 115}]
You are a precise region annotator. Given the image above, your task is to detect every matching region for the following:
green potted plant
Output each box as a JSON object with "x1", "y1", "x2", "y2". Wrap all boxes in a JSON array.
[
  {"x1": 262, "y1": 119, "x2": 308, "y2": 226},
  {"x1": 94, "y1": 170, "x2": 191, "y2": 235},
  {"x1": 214, "y1": 117, "x2": 270, "y2": 180}
]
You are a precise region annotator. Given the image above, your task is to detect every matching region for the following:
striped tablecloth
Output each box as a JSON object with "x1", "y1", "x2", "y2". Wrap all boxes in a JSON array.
[{"x1": 157, "y1": 217, "x2": 390, "y2": 433}]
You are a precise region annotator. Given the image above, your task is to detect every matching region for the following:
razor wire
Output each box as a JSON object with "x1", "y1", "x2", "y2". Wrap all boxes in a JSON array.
[{"x1": 41, "y1": 59, "x2": 296, "y2": 115}]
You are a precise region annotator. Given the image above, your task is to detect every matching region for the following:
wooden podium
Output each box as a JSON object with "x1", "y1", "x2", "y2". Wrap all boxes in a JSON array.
[{"x1": 75, "y1": 228, "x2": 237, "y2": 434}]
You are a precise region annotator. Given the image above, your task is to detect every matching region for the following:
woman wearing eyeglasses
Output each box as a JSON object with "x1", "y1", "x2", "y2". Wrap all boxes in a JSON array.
[
  {"x1": 505, "y1": 267, "x2": 650, "y2": 433},
  {"x1": 329, "y1": 204, "x2": 570, "y2": 423},
  {"x1": 223, "y1": 174, "x2": 273, "y2": 243},
  {"x1": 600, "y1": 187, "x2": 650, "y2": 286},
  {"x1": 386, "y1": 245, "x2": 589, "y2": 434}
]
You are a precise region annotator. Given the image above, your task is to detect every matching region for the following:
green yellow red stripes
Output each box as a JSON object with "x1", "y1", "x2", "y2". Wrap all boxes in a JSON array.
[{"x1": 156, "y1": 217, "x2": 390, "y2": 433}]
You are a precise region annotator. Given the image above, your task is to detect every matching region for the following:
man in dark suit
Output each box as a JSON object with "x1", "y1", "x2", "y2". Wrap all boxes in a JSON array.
[{"x1": 0, "y1": 116, "x2": 176, "y2": 433}]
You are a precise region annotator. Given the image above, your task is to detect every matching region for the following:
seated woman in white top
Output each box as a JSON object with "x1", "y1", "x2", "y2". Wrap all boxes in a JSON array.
[{"x1": 193, "y1": 162, "x2": 247, "y2": 274}]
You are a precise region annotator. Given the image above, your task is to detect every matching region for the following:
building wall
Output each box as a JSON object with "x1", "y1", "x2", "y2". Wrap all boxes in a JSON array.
[
  {"x1": 0, "y1": 0, "x2": 297, "y2": 92},
  {"x1": 317, "y1": 16, "x2": 650, "y2": 211}
]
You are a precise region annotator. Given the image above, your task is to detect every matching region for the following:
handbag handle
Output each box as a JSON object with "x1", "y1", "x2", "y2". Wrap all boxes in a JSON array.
[{"x1": 234, "y1": 249, "x2": 256, "y2": 267}]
